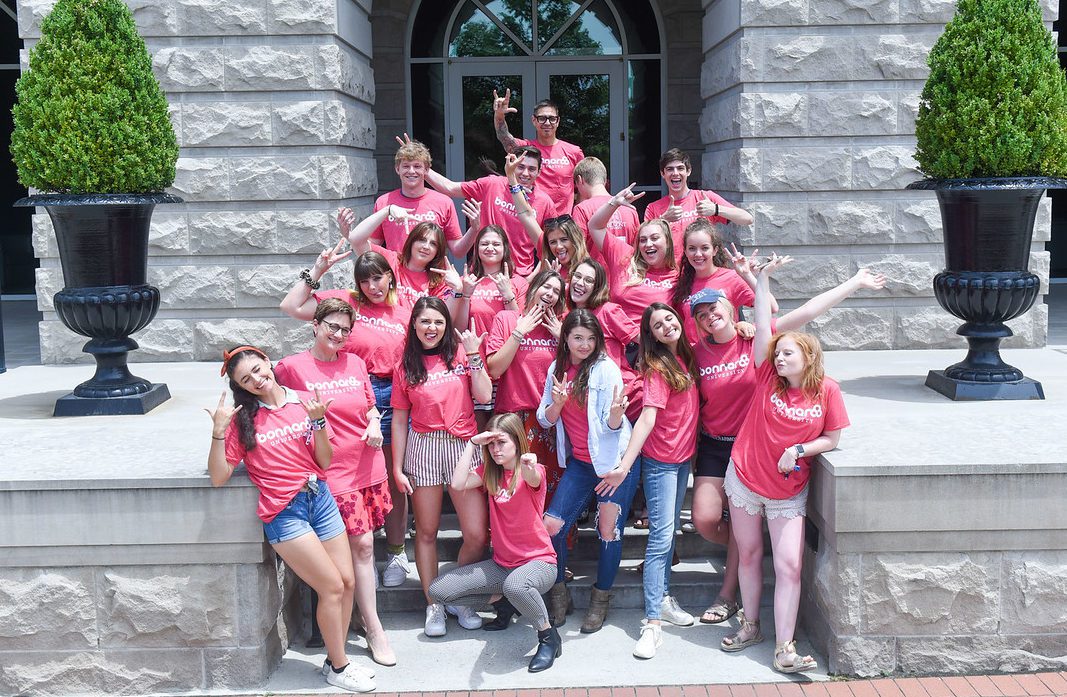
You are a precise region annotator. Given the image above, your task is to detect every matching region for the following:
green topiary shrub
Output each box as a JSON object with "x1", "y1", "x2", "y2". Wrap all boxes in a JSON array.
[
  {"x1": 10, "y1": 0, "x2": 179, "y2": 194},
  {"x1": 914, "y1": 0, "x2": 1067, "y2": 179}
]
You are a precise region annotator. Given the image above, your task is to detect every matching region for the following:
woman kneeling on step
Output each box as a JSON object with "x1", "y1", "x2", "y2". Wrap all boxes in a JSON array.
[
  {"x1": 428, "y1": 414, "x2": 561, "y2": 673},
  {"x1": 719, "y1": 254, "x2": 851, "y2": 674}
]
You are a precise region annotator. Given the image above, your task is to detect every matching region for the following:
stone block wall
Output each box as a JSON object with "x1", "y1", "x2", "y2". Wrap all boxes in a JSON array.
[
  {"x1": 18, "y1": 0, "x2": 378, "y2": 364},
  {"x1": 699, "y1": 0, "x2": 1057, "y2": 349}
]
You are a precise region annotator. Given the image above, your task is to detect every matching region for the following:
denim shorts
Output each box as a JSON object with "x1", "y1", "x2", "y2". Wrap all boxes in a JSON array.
[
  {"x1": 369, "y1": 374, "x2": 394, "y2": 446},
  {"x1": 263, "y1": 480, "x2": 347, "y2": 545}
]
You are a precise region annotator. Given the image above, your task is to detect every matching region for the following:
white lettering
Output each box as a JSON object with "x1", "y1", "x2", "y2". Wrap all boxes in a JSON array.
[
  {"x1": 541, "y1": 156, "x2": 572, "y2": 167},
  {"x1": 699, "y1": 353, "x2": 750, "y2": 378},
  {"x1": 257, "y1": 416, "x2": 311, "y2": 444},
  {"x1": 388, "y1": 210, "x2": 438, "y2": 224},
  {"x1": 355, "y1": 311, "x2": 406, "y2": 335},
  {"x1": 769, "y1": 393, "x2": 823, "y2": 422},
  {"x1": 520, "y1": 336, "x2": 558, "y2": 350},
  {"x1": 303, "y1": 376, "x2": 363, "y2": 392},
  {"x1": 494, "y1": 196, "x2": 518, "y2": 215},
  {"x1": 642, "y1": 277, "x2": 675, "y2": 289}
]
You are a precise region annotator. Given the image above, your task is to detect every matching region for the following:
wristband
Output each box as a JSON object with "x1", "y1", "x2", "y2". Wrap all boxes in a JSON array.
[
  {"x1": 714, "y1": 202, "x2": 720, "y2": 217},
  {"x1": 511, "y1": 329, "x2": 525, "y2": 342},
  {"x1": 454, "y1": 292, "x2": 465, "y2": 299},
  {"x1": 509, "y1": 184, "x2": 523, "y2": 194},
  {"x1": 310, "y1": 417, "x2": 327, "y2": 431},
  {"x1": 211, "y1": 435, "x2": 225, "y2": 441},
  {"x1": 299, "y1": 268, "x2": 321, "y2": 290}
]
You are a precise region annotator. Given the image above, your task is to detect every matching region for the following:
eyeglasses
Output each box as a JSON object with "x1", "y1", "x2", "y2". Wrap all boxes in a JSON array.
[
  {"x1": 320, "y1": 320, "x2": 352, "y2": 337},
  {"x1": 534, "y1": 115, "x2": 560, "y2": 124},
  {"x1": 543, "y1": 214, "x2": 573, "y2": 228}
]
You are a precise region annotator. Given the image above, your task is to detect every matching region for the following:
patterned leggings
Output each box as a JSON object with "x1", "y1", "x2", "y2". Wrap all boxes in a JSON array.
[{"x1": 428, "y1": 558, "x2": 556, "y2": 628}]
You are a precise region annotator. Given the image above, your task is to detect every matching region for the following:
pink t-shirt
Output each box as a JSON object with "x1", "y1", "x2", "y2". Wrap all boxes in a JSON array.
[
  {"x1": 372, "y1": 188, "x2": 462, "y2": 250},
  {"x1": 559, "y1": 364, "x2": 592, "y2": 462},
  {"x1": 374, "y1": 244, "x2": 454, "y2": 309},
  {"x1": 467, "y1": 275, "x2": 529, "y2": 336},
  {"x1": 224, "y1": 394, "x2": 330, "y2": 523},
  {"x1": 641, "y1": 368, "x2": 699, "y2": 464},
  {"x1": 486, "y1": 311, "x2": 559, "y2": 413},
  {"x1": 475, "y1": 461, "x2": 556, "y2": 568},
  {"x1": 274, "y1": 351, "x2": 387, "y2": 493},
  {"x1": 312, "y1": 289, "x2": 410, "y2": 378},
  {"x1": 460, "y1": 175, "x2": 556, "y2": 276},
  {"x1": 732, "y1": 361, "x2": 850, "y2": 499},
  {"x1": 644, "y1": 189, "x2": 733, "y2": 261},
  {"x1": 391, "y1": 350, "x2": 479, "y2": 439},
  {"x1": 693, "y1": 325, "x2": 768, "y2": 438},
  {"x1": 676, "y1": 267, "x2": 755, "y2": 341},
  {"x1": 515, "y1": 138, "x2": 584, "y2": 213},
  {"x1": 573, "y1": 194, "x2": 640, "y2": 266},
  {"x1": 601, "y1": 234, "x2": 679, "y2": 325}
]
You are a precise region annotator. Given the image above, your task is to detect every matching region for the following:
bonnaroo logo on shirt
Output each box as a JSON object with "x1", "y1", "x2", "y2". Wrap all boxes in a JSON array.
[
  {"x1": 303, "y1": 376, "x2": 362, "y2": 394},
  {"x1": 641, "y1": 277, "x2": 674, "y2": 289},
  {"x1": 519, "y1": 336, "x2": 557, "y2": 351},
  {"x1": 257, "y1": 417, "x2": 312, "y2": 445},
  {"x1": 699, "y1": 353, "x2": 749, "y2": 379},
  {"x1": 425, "y1": 365, "x2": 467, "y2": 384},
  {"x1": 388, "y1": 210, "x2": 438, "y2": 224},
  {"x1": 769, "y1": 393, "x2": 822, "y2": 422},
  {"x1": 493, "y1": 196, "x2": 519, "y2": 216},
  {"x1": 541, "y1": 156, "x2": 572, "y2": 167},
  {"x1": 354, "y1": 311, "x2": 405, "y2": 335}
]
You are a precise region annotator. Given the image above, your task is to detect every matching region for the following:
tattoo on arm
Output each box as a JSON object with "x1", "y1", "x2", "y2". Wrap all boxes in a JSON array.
[{"x1": 495, "y1": 119, "x2": 519, "y2": 152}]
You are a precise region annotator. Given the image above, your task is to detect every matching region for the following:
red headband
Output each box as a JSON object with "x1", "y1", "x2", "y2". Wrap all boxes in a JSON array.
[{"x1": 220, "y1": 346, "x2": 267, "y2": 377}]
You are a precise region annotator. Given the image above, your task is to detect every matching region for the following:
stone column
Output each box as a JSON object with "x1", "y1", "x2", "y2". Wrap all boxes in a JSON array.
[
  {"x1": 699, "y1": 0, "x2": 1054, "y2": 349},
  {"x1": 19, "y1": 0, "x2": 378, "y2": 363}
]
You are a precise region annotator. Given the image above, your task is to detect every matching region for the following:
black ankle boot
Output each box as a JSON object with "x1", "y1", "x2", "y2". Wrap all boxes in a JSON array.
[
  {"x1": 528, "y1": 626, "x2": 562, "y2": 672},
  {"x1": 484, "y1": 598, "x2": 519, "y2": 631}
]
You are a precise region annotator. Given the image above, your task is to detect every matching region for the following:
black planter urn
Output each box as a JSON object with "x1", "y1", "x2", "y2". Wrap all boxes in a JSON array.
[
  {"x1": 15, "y1": 193, "x2": 182, "y2": 416},
  {"x1": 907, "y1": 177, "x2": 1067, "y2": 401}
]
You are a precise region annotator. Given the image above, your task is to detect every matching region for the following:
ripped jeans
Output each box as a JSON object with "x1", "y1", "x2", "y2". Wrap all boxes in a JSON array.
[{"x1": 544, "y1": 455, "x2": 642, "y2": 590}]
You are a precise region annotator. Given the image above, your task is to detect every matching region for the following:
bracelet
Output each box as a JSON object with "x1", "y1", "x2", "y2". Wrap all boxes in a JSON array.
[
  {"x1": 714, "y1": 202, "x2": 720, "y2": 217},
  {"x1": 466, "y1": 351, "x2": 480, "y2": 357},
  {"x1": 502, "y1": 295, "x2": 516, "y2": 304},
  {"x1": 468, "y1": 355, "x2": 485, "y2": 371},
  {"x1": 454, "y1": 292, "x2": 465, "y2": 299},
  {"x1": 310, "y1": 417, "x2": 327, "y2": 431},
  {"x1": 510, "y1": 329, "x2": 525, "y2": 342},
  {"x1": 299, "y1": 268, "x2": 321, "y2": 290},
  {"x1": 212, "y1": 435, "x2": 225, "y2": 441},
  {"x1": 509, "y1": 184, "x2": 523, "y2": 194}
]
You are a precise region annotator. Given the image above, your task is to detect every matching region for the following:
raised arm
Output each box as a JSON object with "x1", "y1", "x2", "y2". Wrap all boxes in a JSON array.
[
  {"x1": 458, "y1": 328, "x2": 492, "y2": 403},
  {"x1": 279, "y1": 239, "x2": 351, "y2": 320},
  {"x1": 492, "y1": 88, "x2": 521, "y2": 152},
  {"x1": 587, "y1": 183, "x2": 645, "y2": 252},
  {"x1": 505, "y1": 153, "x2": 544, "y2": 248},
  {"x1": 341, "y1": 205, "x2": 410, "y2": 254},
  {"x1": 727, "y1": 243, "x2": 779, "y2": 314},
  {"x1": 205, "y1": 391, "x2": 241, "y2": 486},
  {"x1": 696, "y1": 197, "x2": 754, "y2": 226},
  {"x1": 777, "y1": 268, "x2": 887, "y2": 333},
  {"x1": 752, "y1": 253, "x2": 791, "y2": 367}
]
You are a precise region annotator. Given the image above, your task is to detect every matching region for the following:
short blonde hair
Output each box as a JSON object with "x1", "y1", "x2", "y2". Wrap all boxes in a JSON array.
[
  {"x1": 395, "y1": 140, "x2": 431, "y2": 168},
  {"x1": 573, "y1": 156, "x2": 607, "y2": 186}
]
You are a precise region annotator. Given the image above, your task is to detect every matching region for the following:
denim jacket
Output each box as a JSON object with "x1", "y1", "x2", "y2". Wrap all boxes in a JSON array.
[{"x1": 537, "y1": 355, "x2": 632, "y2": 476}]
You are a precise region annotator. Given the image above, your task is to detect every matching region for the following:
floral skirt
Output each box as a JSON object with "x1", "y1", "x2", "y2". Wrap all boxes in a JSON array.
[{"x1": 334, "y1": 480, "x2": 393, "y2": 537}]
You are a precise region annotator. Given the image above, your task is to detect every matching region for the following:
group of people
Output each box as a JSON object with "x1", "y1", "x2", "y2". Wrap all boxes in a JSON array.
[{"x1": 206, "y1": 94, "x2": 887, "y2": 692}]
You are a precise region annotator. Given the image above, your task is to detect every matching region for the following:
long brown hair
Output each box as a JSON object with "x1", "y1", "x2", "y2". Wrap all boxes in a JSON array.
[
  {"x1": 481, "y1": 413, "x2": 530, "y2": 497},
  {"x1": 224, "y1": 347, "x2": 271, "y2": 451},
  {"x1": 524, "y1": 269, "x2": 566, "y2": 315},
  {"x1": 566, "y1": 260, "x2": 610, "y2": 311},
  {"x1": 401, "y1": 221, "x2": 448, "y2": 288},
  {"x1": 401, "y1": 297, "x2": 458, "y2": 386},
  {"x1": 637, "y1": 302, "x2": 697, "y2": 392},
  {"x1": 626, "y1": 219, "x2": 677, "y2": 286},
  {"x1": 552, "y1": 309, "x2": 607, "y2": 407},
  {"x1": 469, "y1": 224, "x2": 513, "y2": 277},
  {"x1": 767, "y1": 331, "x2": 825, "y2": 401},
  {"x1": 672, "y1": 218, "x2": 731, "y2": 307},
  {"x1": 541, "y1": 217, "x2": 588, "y2": 271}
]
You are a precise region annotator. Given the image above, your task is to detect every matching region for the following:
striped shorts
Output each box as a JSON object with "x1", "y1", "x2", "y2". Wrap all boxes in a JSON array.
[{"x1": 403, "y1": 429, "x2": 482, "y2": 487}]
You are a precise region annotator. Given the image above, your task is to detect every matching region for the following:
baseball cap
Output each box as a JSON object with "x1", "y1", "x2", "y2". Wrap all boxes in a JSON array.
[{"x1": 689, "y1": 287, "x2": 726, "y2": 311}]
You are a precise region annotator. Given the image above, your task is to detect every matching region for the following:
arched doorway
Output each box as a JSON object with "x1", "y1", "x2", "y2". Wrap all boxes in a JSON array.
[{"x1": 407, "y1": 0, "x2": 664, "y2": 196}]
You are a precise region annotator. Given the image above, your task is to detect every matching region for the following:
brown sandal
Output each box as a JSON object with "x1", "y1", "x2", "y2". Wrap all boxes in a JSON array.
[
  {"x1": 700, "y1": 598, "x2": 739, "y2": 624},
  {"x1": 720, "y1": 615, "x2": 762, "y2": 652},
  {"x1": 773, "y1": 640, "x2": 817, "y2": 673}
]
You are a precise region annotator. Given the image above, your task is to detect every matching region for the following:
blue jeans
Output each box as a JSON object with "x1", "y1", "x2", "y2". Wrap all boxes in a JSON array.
[
  {"x1": 369, "y1": 374, "x2": 393, "y2": 446},
  {"x1": 544, "y1": 455, "x2": 642, "y2": 589},
  {"x1": 641, "y1": 456, "x2": 691, "y2": 619}
]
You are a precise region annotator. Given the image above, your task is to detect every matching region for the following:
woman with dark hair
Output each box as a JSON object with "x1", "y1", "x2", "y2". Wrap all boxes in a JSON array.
[
  {"x1": 207, "y1": 347, "x2": 374, "y2": 692},
  {"x1": 279, "y1": 240, "x2": 414, "y2": 590},
  {"x1": 535, "y1": 309, "x2": 633, "y2": 633},
  {"x1": 429, "y1": 413, "x2": 561, "y2": 673},
  {"x1": 391, "y1": 296, "x2": 492, "y2": 637},
  {"x1": 453, "y1": 219, "x2": 528, "y2": 336},
  {"x1": 717, "y1": 256, "x2": 865, "y2": 675},
  {"x1": 586, "y1": 185, "x2": 679, "y2": 325},
  {"x1": 614, "y1": 303, "x2": 701, "y2": 659},
  {"x1": 342, "y1": 205, "x2": 464, "y2": 308},
  {"x1": 671, "y1": 219, "x2": 777, "y2": 341},
  {"x1": 274, "y1": 297, "x2": 396, "y2": 666}
]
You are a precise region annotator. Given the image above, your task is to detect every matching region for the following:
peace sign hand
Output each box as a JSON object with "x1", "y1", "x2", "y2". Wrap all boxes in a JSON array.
[
  {"x1": 205, "y1": 391, "x2": 243, "y2": 439},
  {"x1": 726, "y1": 243, "x2": 757, "y2": 278},
  {"x1": 313, "y1": 238, "x2": 352, "y2": 276},
  {"x1": 608, "y1": 384, "x2": 629, "y2": 422},
  {"x1": 550, "y1": 375, "x2": 571, "y2": 407},
  {"x1": 300, "y1": 389, "x2": 334, "y2": 421},
  {"x1": 542, "y1": 309, "x2": 562, "y2": 339},
  {"x1": 394, "y1": 132, "x2": 414, "y2": 148},
  {"x1": 430, "y1": 264, "x2": 463, "y2": 292}
]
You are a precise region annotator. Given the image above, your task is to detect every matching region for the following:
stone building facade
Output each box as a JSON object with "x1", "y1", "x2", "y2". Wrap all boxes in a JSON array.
[{"x1": 15, "y1": 0, "x2": 1057, "y2": 364}]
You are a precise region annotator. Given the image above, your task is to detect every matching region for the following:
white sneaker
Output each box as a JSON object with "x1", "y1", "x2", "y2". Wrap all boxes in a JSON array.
[
  {"x1": 446, "y1": 603, "x2": 483, "y2": 630},
  {"x1": 324, "y1": 662, "x2": 375, "y2": 693},
  {"x1": 424, "y1": 603, "x2": 447, "y2": 637},
  {"x1": 382, "y1": 553, "x2": 410, "y2": 587},
  {"x1": 633, "y1": 622, "x2": 663, "y2": 659},
  {"x1": 660, "y1": 595, "x2": 695, "y2": 626},
  {"x1": 321, "y1": 659, "x2": 375, "y2": 679}
]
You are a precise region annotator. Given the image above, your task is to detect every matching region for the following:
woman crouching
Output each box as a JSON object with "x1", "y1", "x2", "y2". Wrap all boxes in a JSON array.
[{"x1": 428, "y1": 414, "x2": 561, "y2": 673}]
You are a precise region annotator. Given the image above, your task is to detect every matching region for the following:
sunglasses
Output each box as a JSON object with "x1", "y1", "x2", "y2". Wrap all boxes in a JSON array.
[
  {"x1": 534, "y1": 115, "x2": 560, "y2": 124},
  {"x1": 319, "y1": 320, "x2": 352, "y2": 337},
  {"x1": 543, "y1": 214, "x2": 573, "y2": 228}
]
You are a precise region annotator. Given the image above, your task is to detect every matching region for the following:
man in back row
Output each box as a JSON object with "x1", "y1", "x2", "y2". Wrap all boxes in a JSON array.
[{"x1": 493, "y1": 89, "x2": 584, "y2": 214}]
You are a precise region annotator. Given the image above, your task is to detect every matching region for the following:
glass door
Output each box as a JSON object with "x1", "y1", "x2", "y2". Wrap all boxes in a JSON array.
[
  {"x1": 446, "y1": 63, "x2": 535, "y2": 182},
  {"x1": 536, "y1": 60, "x2": 625, "y2": 191}
]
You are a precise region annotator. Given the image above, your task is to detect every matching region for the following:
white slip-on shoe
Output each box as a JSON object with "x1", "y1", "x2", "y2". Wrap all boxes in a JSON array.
[
  {"x1": 424, "y1": 603, "x2": 447, "y2": 637},
  {"x1": 446, "y1": 604, "x2": 484, "y2": 630},
  {"x1": 633, "y1": 622, "x2": 663, "y2": 659},
  {"x1": 660, "y1": 595, "x2": 695, "y2": 627}
]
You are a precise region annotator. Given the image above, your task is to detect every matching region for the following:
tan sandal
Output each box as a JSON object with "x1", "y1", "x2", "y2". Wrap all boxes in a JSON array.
[
  {"x1": 700, "y1": 598, "x2": 739, "y2": 624},
  {"x1": 719, "y1": 615, "x2": 762, "y2": 652},
  {"x1": 773, "y1": 640, "x2": 817, "y2": 673}
]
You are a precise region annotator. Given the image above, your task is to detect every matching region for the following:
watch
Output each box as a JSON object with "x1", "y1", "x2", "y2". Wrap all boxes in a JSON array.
[{"x1": 793, "y1": 444, "x2": 805, "y2": 458}]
